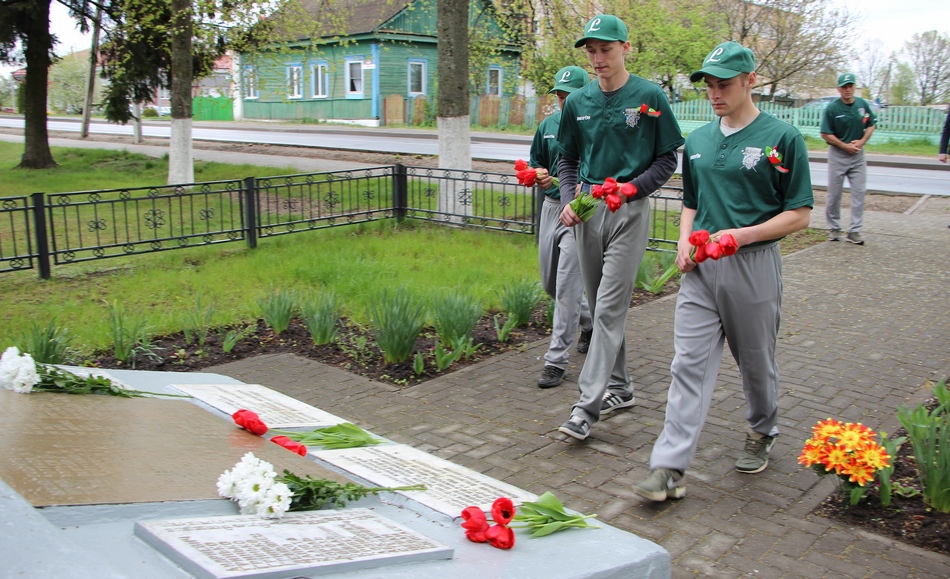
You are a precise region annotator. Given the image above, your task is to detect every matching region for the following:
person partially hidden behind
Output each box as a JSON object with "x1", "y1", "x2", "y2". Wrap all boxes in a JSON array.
[{"x1": 531, "y1": 66, "x2": 594, "y2": 389}]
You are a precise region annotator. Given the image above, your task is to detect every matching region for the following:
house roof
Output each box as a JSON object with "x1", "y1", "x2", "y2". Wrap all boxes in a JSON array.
[{"x1": 296, "y1": 0, "x2": 414, "y2": 37}]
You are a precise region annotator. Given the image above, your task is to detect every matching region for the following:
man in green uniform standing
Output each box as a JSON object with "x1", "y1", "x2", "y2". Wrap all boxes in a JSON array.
[
  {"x1": 821, "y1": 73, "x2": 876, "y2": 245},
  {"x1": 555, "y1": 14, "x2": 684, "y2": 440},
  {"x1": 633, "y1": 41, "x2": 813, "y2": 501},
  {"x1": 532, "y1": 66, "x2": 594, "y2": 389}
]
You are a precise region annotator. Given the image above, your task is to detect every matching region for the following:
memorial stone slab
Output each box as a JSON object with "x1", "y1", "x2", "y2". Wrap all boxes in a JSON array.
[
  {"x1": 312, "y1": 444, "x2": 537, "y2": 516},
  {"x1": 0, "y1": 389, "x2": 349, "y2": 506},
  {"x1": 135, "y1": 509, "x2": 453, "y2": 579},
  {"x1": 171, "y1": 383, "x2": 346, "y2": 428}
]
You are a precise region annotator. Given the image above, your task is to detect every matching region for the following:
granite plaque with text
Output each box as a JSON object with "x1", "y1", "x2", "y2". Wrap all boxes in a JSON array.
[
  {"x1": 135, "y1": 509, "x2": 453, "y2": 579},
  {"x1": 171, "y1": 383, "x2": 345, "y2": 427},
  {"x1": 312, "y1": 444, "x2": 536, "y2": 516}
]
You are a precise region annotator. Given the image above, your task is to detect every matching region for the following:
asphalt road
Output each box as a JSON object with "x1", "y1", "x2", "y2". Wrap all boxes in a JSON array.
[{"x1": 1, "y1": 116, "x2": 947, "y2": 196}]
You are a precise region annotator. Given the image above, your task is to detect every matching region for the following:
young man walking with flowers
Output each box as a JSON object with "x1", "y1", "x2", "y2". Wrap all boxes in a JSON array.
[
  {"x1": 532, "y1": 66, "x2": 594, "y2": 389},
  {"x1": 633, "y1": 42, "x2": 813, "y2": 500},
  {"x1": 821, "y1": 73, "x2": 876, "y2": 245},
  {"x1": 555, "y1": 14, "x2": 684, "y2": 440}
]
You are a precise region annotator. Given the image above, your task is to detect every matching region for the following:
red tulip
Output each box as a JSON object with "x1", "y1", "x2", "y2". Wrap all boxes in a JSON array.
[
  {"x1": 706, "y1": 241, "x2": 722, "y2": 260},
  {"x1": 486, "y1": 524, "x2": 516, "y2": 549},
  {"x1": 688, "y1": 230, "x2": 710, "y2": 246},
  {"x1": 605, "y1": 192, "x2": 623, "y2": 212},
  {"x1": 232, "y1": 409, "x2": 268, "y2": 436},
  {"x1": 522, "y1": 169, "x2": 538, "y2": 188},
  {"x1": 590, "y1": 184, "x2": 605, "y2": 199},
  {"x1": 719, "y1": 233, "x2": 738, "y2": 256},
  {"x1": 601, "y1": 177, "x2": 619, "y2": 196},
  {"x1": 491, "y1": 497, "x2": 514, "y2": 526},
  {"x1": 694, "y1": 242, "x2": 708, "y2": 263},
  {"x1": 639, "y1": 103, "x2": 649, "y2": 113},
  {"x1": 270, "y1": 435, "x2": 307, "y2": 456},
  {"x1": 514, "y1": 159, "x2": 528, "y2": 171},
  {"x1": 461, "y1": 506, "x2": 490, "y2": 542},
  {"x1": 620, "y1": 182, "x2": 637, "y2": 197}
]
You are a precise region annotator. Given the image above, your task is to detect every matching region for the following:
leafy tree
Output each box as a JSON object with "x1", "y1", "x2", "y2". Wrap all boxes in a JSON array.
[
  {"x1": 48, "y1": 49, "x2": 99, "y2": 113},
  {"x1": 853, "y1": 39, "x2": 890, "y2": 104},
  {"x1": 0, "y1": 73, "x2": 16, "y2": 109},
  {"x1": 715, "y1": 0, "x2": 854, "y2": 98},
  {"x1": 890, "y1": 61, "x2": 918, "y2": 106},
  {"x1": 516, "y1": 0, "x2": 588, "y2": 95},
  {"x1": 614, "y1": 0, "x2": 721, "y2": 100},
  {"x1": 904, "y1": 30, "x2": 950, "y2": 106},
  {"x1": 0, "y1": 0, "x2": 92, "y2": 168},
  {"x1": 100, "y1": 0, "x2": 276, "y2": 184}
]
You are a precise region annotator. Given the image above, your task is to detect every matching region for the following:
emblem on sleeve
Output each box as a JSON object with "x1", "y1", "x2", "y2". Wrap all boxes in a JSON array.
[{"x1": 741, "y1": 147, "x2": 763, "y2": 171}]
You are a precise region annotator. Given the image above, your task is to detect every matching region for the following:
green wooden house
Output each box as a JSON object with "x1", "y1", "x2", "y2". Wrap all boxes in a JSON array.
[{"x1": 239, "y1": 0, "x2": 521, "y2": 126}]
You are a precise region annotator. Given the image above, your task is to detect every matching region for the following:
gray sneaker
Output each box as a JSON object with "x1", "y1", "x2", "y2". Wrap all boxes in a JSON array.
[
  {"x1": 827, "y1": 229, "x2": 842, "y2": 241},
  {"x1": 736, "y1": 432, "x2": 776, "y2": 473},
  {"x1": 558, "y1": 415, "x2": 590, "y2": 440},
  {"x1": 538, "y1": 365, "x2": 565, "y2": 389},
  {"x1": 633, "y1": 468, "x2": 686, "y2": 502},
  {"x1": 846, "y1": 232, "x2": 865, "y2": 245}
]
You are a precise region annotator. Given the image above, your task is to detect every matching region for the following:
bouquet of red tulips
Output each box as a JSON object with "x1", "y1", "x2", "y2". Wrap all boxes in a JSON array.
[{"x1": 568, "y1": 177, "x2": 638, "y2": 221}]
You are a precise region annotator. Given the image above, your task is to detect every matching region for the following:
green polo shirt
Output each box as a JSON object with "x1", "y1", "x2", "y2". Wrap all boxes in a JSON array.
[
  {"x1": 530, "y1": 111, "x2": 562, "y2": 199},
  {"x1": 557, "y1": 74, "x2": 684, "y2": 184},
  {"x1": 682, "y1": 112, "x2": 813, "y2": 242},
  {"x1": 820, "y1": 97, "x2": 877, "y2": 143}
]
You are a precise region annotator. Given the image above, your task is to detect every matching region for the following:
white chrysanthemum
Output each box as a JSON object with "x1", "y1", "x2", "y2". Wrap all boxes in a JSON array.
[
  {"x1": 0, "y1": 347, "x2": 39, "y2": 393},
  {"x1": 0, "y1": 346, "x2": 22, "y2": 389},
  {"x1": 10, "y1": 354, "x2": 38, "y2": 394},
  {"x1": 256, "y1": 482, "x2": 293, "y2": 519},
  {"x1": 217, "y1": 468, "x2": 238, "y2": 499}
]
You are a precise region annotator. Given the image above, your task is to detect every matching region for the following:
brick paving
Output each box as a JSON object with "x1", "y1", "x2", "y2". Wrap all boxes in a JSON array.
[{"x1": 207, "y1": 197, "x2": 950, "y2": 578}]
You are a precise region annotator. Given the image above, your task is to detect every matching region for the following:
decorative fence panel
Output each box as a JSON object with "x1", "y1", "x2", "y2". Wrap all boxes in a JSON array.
[
  {"x1": 253, "y1": 167, "x2": 396, "y2": 238},
  {"x1": 43, "y1": 180, "x2": 246, "y2": 266},
  {"x1": 2, "y1": 165, "x2": 687, "y2": 279},
  {"x1": 0, "y1": 195, "x2": 34, "y2": 274}
]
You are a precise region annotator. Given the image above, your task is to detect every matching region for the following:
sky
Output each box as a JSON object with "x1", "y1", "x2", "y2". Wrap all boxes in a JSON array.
[{"x1": 2, "y1": 1, "x2": 949, "y2": 79}]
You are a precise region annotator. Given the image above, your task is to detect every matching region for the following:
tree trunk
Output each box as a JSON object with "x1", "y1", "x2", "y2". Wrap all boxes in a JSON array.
[
  {"x1": 19, "y1": 0, "x2": 56, "y2": 169},
  {"x1": 81, "y1": 3, "x2": 103, "y2": 139},
  {"x1": 437, "y1": 0, "x2": 470, "y2": 171},
  {"x1": 437, "y1": 0, "x2": 471, "y2": 221},
  {"x1": 167, "y1": 0, "x2": 194, "y2": 185}
]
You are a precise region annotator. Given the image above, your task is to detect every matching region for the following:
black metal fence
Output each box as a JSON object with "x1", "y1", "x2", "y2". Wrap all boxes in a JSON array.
[{"x1": 1, "y1": 164, "x2": 684, "y2": 279}]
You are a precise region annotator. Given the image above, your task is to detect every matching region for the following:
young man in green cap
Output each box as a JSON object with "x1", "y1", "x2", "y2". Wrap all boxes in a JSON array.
[
  {"x1": 632, "y1": 41, "x2": 812, "y2": 501},
  {"x1": 555, "y1": 14, "x2": 684, "y2": 439},
  {"x1": 532, "y1": 65, "x2": 594, "y2": 389},
  {"x1": 821, "y1": 72, "x2": 876, "y2": 245}
]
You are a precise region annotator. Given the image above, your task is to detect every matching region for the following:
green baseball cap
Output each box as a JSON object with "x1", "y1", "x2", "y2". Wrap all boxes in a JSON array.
[
  {"x1": 550, "y1": 66, "x2": 590, "y2": 94},
  {"x1": 837, "y1": 73, "x2": 856, "y2": 86},
  {"x1": 574, "y1": 14, "x2": 628, "y2": 48},
  {"x1": 689, "y1": 41, "x2": 755, "y2": 82}
]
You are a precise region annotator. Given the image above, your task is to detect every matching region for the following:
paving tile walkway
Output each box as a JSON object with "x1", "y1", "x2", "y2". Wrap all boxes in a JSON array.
[{"x1": 208, "y1": 196, "x2": 950, "y2": 578}]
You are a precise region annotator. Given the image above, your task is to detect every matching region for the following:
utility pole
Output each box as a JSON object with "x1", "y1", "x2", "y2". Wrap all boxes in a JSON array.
[{"x1": 80, "y1": 4, "x2": 103, "y2": 139}]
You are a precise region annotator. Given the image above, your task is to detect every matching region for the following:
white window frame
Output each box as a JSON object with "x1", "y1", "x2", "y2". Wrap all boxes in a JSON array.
[
  {"x1": 242, "y1": 66, "x2": 258, "y2": 100},
  {"x1": 408, "y1": 59, "x2": 426, "y2": 96},
  {"x1": 487, "y1": 67, "x2": 503, "y2": 96},
  {"x1": 345, "y1": 57, "x2": 364, "y2": 98},
  {"x1": 158, "y1": 86, "x2": 172, "y2": 100},
  {"x1": 311, "y1": 61, "x2": 329, "y2": 99},
  {"x1": 287, "y1": 63, "x2": 303, "y2": 99}
]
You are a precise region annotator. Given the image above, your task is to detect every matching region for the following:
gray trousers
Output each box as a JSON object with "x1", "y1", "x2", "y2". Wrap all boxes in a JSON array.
[
  {"x1": 650, "y1": 243, "x2": 782, "y2": 471},
  {"x1": 825, "y1": 146, "x2": 866, "y2": 233},
  {"x1": 570, "y1": 196, "x2": 650, "y2": 425},
  {"x1": 539, "y1": 197, "x2": 592, "y2": 369}
]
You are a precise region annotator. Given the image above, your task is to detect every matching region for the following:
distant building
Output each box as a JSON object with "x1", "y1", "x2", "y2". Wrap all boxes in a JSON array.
[{"x1": 238, "y1": 0, "x2": 521, "y2": 126}]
